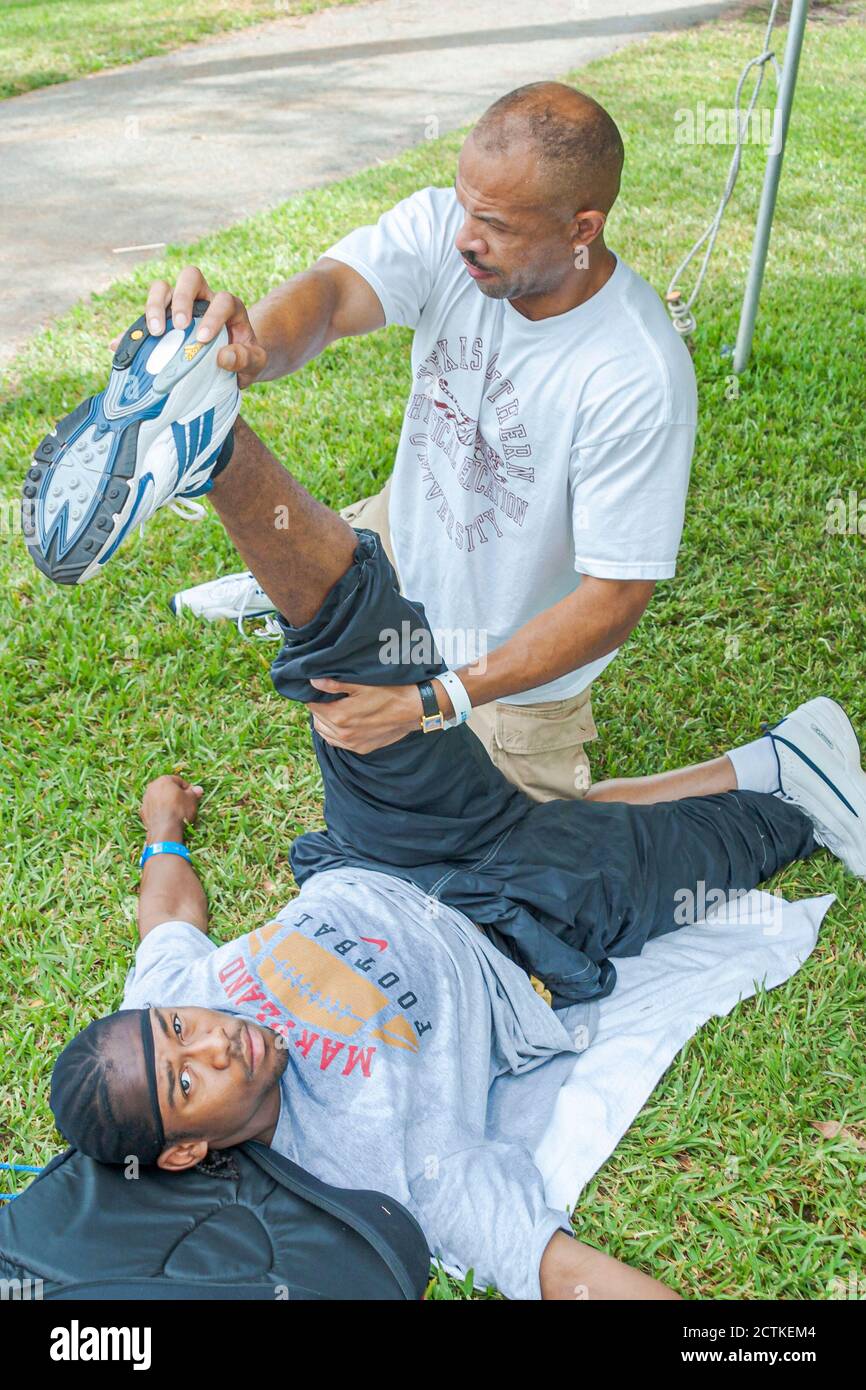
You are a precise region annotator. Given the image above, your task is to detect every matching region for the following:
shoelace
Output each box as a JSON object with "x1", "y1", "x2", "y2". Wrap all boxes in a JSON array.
[
  {"x1": 170, "y1": 499, "x2": 208, "y2": 521},
  {"x1": 252, "y1": 614, "x2": 283, "y2": 641},
  {"x1": 137, "y1": 423, "x2": 231, "y2": 539},
  {"x1": 235, "y1": 578, "x2": 281, "y2": 641}
]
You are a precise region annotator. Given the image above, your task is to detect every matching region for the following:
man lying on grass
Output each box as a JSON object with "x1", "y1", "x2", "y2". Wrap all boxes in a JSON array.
[{"x1": 38, "y1": 374, "x2": 866, "y2": 1297}]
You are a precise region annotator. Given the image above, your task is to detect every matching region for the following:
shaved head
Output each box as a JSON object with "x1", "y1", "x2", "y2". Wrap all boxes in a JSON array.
[
  {"x1": 454, "y1": 82, "x2": 624, "y2": 311},
  {"x1": 470, "y1": 82, "x2": 624, "y2": 215}
]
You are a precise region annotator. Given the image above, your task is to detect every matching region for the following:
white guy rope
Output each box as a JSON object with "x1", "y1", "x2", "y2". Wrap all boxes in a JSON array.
[{"x1": 666, "y1": 0, "x2": 783, "y2": 338}]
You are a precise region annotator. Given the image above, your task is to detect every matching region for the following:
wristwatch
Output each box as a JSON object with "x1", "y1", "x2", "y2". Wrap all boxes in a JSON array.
[{"x1": 417, "y1": 680, "x2": 445, "y2": 734}]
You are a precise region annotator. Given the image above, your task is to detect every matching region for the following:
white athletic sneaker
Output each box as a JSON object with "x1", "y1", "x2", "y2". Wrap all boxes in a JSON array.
[
  {"x1": 22, "y1": 299, "x2": 240, "y2": 584},
  {"x1": 171, "y1": 570, "x2": 281, "y2": 638},
  {"x1": 766, "y1": 696, "x2": 866, "y2": 876}
]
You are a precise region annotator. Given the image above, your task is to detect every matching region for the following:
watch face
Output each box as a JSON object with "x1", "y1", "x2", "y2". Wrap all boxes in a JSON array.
[{"x1": 421, "y1": 712, "x2": 445, "y2": 733}]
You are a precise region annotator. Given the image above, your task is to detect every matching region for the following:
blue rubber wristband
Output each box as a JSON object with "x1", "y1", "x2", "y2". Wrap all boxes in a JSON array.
[{"x1": 139, "y1": 841, "x2": 191, "y2": 870}]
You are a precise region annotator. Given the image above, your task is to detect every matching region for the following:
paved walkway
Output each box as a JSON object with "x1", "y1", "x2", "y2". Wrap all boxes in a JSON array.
[{"x1": 0, "y1": 0, "x2": 724, "y2": 367}]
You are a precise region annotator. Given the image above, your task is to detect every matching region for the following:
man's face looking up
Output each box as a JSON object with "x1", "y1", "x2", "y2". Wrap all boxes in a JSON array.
[{"x1": 149, "y1": 1006, "x2": 288, "y2": 1168}]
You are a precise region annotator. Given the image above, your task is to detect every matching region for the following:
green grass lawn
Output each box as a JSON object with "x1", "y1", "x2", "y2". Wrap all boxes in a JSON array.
[
  {"x1": 0, "y1": 0, "x2": 360, "y2": 100},
  {"x1": 1, "y1": 9, "x2": 864, "y2": 1297}
]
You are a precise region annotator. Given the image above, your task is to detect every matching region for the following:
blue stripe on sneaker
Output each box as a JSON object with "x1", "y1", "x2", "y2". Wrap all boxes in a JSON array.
[
  {"x1": 176, "y1": 410, "x2": 219, "y2": 495},
  {"x1": 199, "y1": 408, "x2": 214, "y2": 457},
  {"x1": 171, "y1": 421, "x2": 187, "y2": 475},
  {"x1": 769, "y1": 731, "x2": 859, "y2": 817}
]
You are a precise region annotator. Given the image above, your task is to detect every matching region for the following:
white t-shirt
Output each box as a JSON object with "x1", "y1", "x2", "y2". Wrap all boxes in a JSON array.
[{"x1": 325, "y1": 187, "x2": 697, "y2": 703}]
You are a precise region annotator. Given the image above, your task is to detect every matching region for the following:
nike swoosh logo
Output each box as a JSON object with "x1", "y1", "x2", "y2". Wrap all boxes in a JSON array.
[{"x1": 359, "y1": 936, "x2": 388, "y2": 952}]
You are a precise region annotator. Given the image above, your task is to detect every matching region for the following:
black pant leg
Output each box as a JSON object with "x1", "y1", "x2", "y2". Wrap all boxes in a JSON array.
[
  {"x1": 478, "y1": 789, "x2": 817, "y2": 976},
  {"x1": 269, "y1": 530, "x2": 527, "y2": 871},
  {"x1": 634, "y1": 789, "x2": 817, "y2": 945}
]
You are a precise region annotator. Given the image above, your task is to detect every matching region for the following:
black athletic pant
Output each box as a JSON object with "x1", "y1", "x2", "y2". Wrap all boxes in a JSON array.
[{"x1": 270, "y1": 533, "x2": 816, "y2": 1005}]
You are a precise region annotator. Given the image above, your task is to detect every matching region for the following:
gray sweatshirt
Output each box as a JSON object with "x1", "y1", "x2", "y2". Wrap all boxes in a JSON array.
[{"x1": 121, "y1": 866, "x2": 589, "y2": 1299}]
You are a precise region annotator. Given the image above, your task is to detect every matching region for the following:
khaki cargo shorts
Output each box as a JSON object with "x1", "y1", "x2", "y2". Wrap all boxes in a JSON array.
[{"x1": 340, "y1": 481, "x2": 597, "y2": 803}]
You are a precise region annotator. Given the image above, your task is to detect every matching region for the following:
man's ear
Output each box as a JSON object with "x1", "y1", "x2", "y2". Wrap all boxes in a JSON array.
[
  {"x1": 570, "y1": 209, "x2": 607, "y2": 250},
  {"x1": 157, "y1": 1138, "x2": 208, "y2": 1172}
]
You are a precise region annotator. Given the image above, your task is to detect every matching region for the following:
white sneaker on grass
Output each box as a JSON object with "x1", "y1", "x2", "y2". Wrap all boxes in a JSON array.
[
  {"x1": 171, "y1": 570, "x2": 281, "y2": 639},
  {"x1": 765, "y1": 696, "x2": 866, "y2": 876}
]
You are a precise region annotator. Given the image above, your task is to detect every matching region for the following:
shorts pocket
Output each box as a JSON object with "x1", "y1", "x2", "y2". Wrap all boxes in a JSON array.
[{"x1": 494, "y1": 689, "x2": 597, "y2": 755}]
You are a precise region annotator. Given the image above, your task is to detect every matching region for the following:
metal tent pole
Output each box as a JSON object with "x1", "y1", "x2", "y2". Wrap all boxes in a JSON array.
[{"x1": 733, "y1": 0, "x2": 810, "y2": 373}]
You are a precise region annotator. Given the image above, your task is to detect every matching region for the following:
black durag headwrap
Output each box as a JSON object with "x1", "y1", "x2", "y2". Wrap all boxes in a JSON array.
[{"x1": 49, "y1": 1009, "x2": 166, "y2": 1166}]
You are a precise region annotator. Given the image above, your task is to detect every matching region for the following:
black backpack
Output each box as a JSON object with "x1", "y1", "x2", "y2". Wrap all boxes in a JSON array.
[{"x1": 0, "y1": 1142, "x2": 430, "y2": 1300}]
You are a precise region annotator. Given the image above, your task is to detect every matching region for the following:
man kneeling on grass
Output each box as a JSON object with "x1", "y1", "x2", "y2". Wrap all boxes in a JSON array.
[{"x1": 39, "y1": 413, "x2": 866, "y2": 1299}]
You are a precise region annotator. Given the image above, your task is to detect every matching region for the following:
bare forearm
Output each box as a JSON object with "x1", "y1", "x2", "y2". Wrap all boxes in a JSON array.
[
  {"x1": 445, "y1": 579, "x2": 654, "y2": 710},
  {"x1": 249, "y1": 259, "x2": 384, "y2": 383},
  {"x1": 138, "y1": 814, "x2": 208, "y2": 939},
  {"x1": 248, "y1": 269, "x2": 341, "y2": 381},
  {"x1": 540, "y1": 1231, "x2": 681, "y2": 1300}
]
